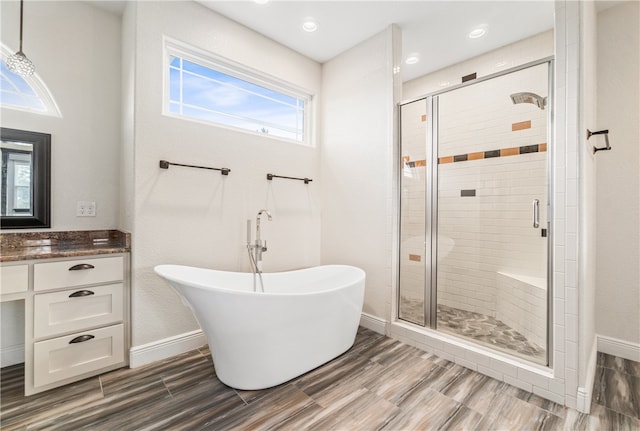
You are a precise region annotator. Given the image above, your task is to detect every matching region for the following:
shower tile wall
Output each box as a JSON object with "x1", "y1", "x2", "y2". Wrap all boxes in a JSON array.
[
  {"x1": 394, "y1": 23, "x2": 587, "y2": 406},
  {"x1": 437, "y1": 155, "x2": 547, "y2": 317},
  {"x1": 437, "y1": 66, "x2": 548, "y2": 328},
  {"x1": 400, "y1": 79, "x2": 548, "y2": 318}
]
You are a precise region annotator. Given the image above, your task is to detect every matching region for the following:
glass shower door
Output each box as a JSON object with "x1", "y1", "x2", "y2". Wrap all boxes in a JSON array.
[
  {"x1": 435, "y1": 62, "x2": 550, "y2": 364},
  {"x1": 398, "y1": 100, "x2": 428, "y2": 326}
]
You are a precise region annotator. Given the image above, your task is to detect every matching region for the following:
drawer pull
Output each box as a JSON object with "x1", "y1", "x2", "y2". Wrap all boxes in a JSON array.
[
  {"x1": 69, "y1": 290, "x2": 95, "y2": 298},
  {"x1": 69, "y1": 334, "x2": 95, "y2": 344},
  {"x1": 69, "y1": 263, "x2": 95, "y2": 271}
]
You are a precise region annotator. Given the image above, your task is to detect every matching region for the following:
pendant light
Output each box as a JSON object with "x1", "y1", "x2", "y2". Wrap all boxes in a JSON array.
[{"x1": 5, "y1": 0, "x2": 35, "y2": 77}]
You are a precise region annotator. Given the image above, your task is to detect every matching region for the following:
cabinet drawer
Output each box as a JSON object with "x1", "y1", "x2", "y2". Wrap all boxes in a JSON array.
[
  {"x1": 0, "y1": 264, "x2": 29, "y2": 295},
  {"x1": 34, "y1": 283, "x2": 124, "y2": 339},
  {"x1": 33, "y1": 324, "x2": 124, "y2": 388},
  {"x1": 34, "y1": 256, "x2": 123, "y2": 291}
]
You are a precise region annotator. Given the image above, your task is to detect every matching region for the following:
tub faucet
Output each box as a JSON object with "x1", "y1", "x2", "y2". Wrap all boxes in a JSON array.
[
  {"x1": 256, "y1": 209, "x2": 272, "y2": 251},
  {"x1": 249, "y1": 209, "x2": 272, "y2": 273},
  {"x1": 247, "y1": 210, "x2": 272, "y2": 292}
]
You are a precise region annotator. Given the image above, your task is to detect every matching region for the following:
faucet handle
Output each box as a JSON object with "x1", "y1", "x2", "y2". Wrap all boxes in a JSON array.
[{"x1": 262, "y1": 240, "x2": 268, "y2": 252}]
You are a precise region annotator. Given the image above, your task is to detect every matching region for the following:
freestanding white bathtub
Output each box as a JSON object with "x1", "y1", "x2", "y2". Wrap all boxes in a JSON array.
[{"x1": 154, "y1": 264, "x2": 365, "y2": 390}]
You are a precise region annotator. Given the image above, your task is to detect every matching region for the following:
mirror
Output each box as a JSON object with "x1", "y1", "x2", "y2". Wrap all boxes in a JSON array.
[{"x1": 1, "y1": 128, "x2": 51, "y2": 229}]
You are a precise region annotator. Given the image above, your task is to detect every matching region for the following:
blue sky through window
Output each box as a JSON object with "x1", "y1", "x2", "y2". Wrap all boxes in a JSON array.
[
  {"x1": 0, "y1": 61, "x2": 47, "y2": 112},
  {"x1": 168, "y1": 54, "x2": 306, "y2": 143}
]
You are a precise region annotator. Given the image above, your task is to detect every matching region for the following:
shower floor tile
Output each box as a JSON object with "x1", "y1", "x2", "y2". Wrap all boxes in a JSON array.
[{"x1": 399, "y1": 297, "x2": 546, "y2": 362}]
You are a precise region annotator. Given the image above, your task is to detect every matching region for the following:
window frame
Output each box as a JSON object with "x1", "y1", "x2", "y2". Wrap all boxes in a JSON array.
[
  {"x1": 163, "y1": 37, "x2": 314, "y2": 146},
  {"x1": 1, "y1": 43, "x2": 61, "y2": 117},
  {"x1": 1, "y1": 127, "x2": 51, "y2": 229}
]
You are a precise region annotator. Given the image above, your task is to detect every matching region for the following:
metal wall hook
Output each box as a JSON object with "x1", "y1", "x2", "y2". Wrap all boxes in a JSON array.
[
  {"x1": 587, "y1": 129, "x2": 611, "y2": 153},
  {"x1": 159, "y1": 160, "x2": 230, "y2": 175}
]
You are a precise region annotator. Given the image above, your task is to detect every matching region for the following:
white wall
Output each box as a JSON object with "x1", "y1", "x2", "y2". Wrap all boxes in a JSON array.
[
  {"x1": 0, "y1": 300, "x2": 24, "y2": 366},
  {"x1": 0, "y1": 1, "x2": 121, "y2": 231},
  {"x1": 577, "y1": 0, "x2": 598, "y2": 411},
  {"x1": 595, "y1": 2, "x2": 640, "y2": 353},
  {"x1": 320, "y1": 26, "x2": 399, "y2": 321},
  {"x1": 120, "y1": 2, "x2": 136, "y2": 235},
  {"x1": 0, "y1": 1, "x2": 121, "y2": 363},
  {"x1": 127, "y1": 2, "x2": 322, "y2": 346},
  {"x1": 553, "y1": 0, "x2": 579, "y2": 409}
]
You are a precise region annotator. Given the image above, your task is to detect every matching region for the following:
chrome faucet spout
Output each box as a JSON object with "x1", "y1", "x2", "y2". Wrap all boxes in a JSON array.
[{"x1": 258, "y1": 209, "x2": 273, "y2": 220}]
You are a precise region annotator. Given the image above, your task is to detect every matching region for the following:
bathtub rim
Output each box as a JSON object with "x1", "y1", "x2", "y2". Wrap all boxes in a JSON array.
[{"x1": 154, "y1": 264, "x2": 366, "y2": 297}]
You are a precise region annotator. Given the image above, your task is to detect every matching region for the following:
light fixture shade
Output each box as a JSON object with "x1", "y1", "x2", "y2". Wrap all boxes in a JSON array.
[{"x1": 6, "y1": 51, "x2": 35, "y2": 77}]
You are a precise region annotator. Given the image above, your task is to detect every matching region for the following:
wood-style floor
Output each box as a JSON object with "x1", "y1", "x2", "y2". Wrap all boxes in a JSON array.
[{"x1": 1, "y1": 327, "x2": 639, "y2": 430}]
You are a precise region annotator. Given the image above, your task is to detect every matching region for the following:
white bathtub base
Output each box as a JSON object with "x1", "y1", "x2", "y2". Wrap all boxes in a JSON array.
[{"x1": 154, "y1": 265, "x2": 365, "y2": 390}]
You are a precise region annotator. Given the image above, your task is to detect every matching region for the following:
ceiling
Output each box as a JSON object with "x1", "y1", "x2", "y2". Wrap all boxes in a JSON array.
[
  {"x1": 91, "y1": 0, "x2": 555, "y2": 82},
  {"x1": 196, "y1": 1, "x2": 555, "y2": 82}
]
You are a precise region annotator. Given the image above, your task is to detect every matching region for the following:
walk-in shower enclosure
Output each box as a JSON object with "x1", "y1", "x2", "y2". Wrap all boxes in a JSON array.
[{"x1": 398, "y1": 59, "x2": 553, "y2": 365}]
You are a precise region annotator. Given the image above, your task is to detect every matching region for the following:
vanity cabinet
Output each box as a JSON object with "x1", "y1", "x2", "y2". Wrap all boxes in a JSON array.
[
  {"x1": 0, "y1": 264, "x2": 29, "y2": 294},
  {"x1": 33, "y1": 282, "x2": 124, "y2": 338},
  {"x1": 1, "y1": 251, "x2": 130, "y2": 396}
]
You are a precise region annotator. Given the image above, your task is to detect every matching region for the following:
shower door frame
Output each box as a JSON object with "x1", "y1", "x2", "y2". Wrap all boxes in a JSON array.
[{"x1": 398, "y1": 56, "x2": 555, "y2": 366}]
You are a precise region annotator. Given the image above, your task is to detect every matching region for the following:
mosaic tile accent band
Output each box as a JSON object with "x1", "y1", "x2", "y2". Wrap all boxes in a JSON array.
[{"x1": 403, "y1": 143, "x2": 547, "y2": 168}]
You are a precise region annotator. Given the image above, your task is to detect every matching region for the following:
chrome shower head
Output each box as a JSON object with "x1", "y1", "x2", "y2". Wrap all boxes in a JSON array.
[{"x1": 510, "y1": 92, "x2": 547, "y2": 110}]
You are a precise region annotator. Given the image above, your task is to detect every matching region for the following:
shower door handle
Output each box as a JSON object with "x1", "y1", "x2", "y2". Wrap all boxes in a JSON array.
[{"x1": 532, "y1": 199, "x2": 540, "y2": 228}]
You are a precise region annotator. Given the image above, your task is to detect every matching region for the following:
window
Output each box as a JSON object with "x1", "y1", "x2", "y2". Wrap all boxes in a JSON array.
[
  {"x1": 6, "y1": 150, "x2": 32, "y2": 213},
  {"x1": 165, "y1": 38, "x2": 311, "y2": 145},
  {"x1": 1, "y1": 44, "x2": 61, "y2": 117}
]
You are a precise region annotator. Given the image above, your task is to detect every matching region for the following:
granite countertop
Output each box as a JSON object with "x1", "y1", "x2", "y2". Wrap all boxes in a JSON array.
[{"x1": 0, "y1": 230, "x2": 131, "y2": 262}]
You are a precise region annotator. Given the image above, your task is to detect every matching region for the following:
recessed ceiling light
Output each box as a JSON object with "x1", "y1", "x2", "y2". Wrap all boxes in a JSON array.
[
  {"x1": 405, "y1": 54, "x2": 420, "y2": 65},
  {"x1": 468, "y1": 27, "x2": 487, "y2": 39},
  {"x1": 254, "y1": 0, "x2": 269, "y2": 4},
  {"x1": 439, "y1": 81, "x2": 450, "y2": 87},
  {"x1": 301, "y1": 19, "x2": 318, "y2": 33}
]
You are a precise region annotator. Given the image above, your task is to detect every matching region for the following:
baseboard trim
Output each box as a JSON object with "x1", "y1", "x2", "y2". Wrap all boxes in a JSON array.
[
  {"x1": 129, "y1": 329, "x2": 206, "y2": 368},
  {"x1": 0, "y1": 344, "x2": 24, "y2": 368},
  {"x1": 577, "y1": 340, "x2": 598, "y2": 413},
  {"x1": 360, "y1": 312, "x2": 386, "y2": 335},
  {"x1": 129, "y1": 314, "x2": 388, "y2": 369},
  {"x1": 597, "y1": 334, "x2": 640, "y2": 362}
]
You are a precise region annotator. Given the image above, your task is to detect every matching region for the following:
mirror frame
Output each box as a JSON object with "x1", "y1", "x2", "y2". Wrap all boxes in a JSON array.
[{"x1": 1, "y1": 127, "x2": 51, "y2": 229}]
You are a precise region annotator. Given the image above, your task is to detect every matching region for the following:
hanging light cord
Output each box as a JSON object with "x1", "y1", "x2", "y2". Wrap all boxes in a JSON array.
[
  {"x1": 18, "y1": 0, "x2": 25, "y2": 54},
  {"x1": 6, "y1": 0, "x2": 35, "y2": 77}
]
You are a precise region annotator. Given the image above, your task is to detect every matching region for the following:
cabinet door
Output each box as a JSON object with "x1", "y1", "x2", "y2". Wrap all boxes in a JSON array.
[
  {"x1": 34, "y1": 283, "x2": 124, "y2": 339},
  {"x1": 33, "y1": 324, "x2": 124, "y2": 388},
  {"x1": 34, "y1": 256, "x2": 123, "y2": 291}
]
